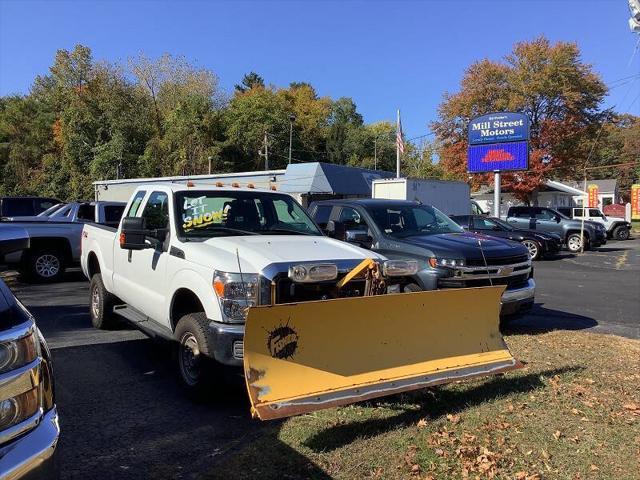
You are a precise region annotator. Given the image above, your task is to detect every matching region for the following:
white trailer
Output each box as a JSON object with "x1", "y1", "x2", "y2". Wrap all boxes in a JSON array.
[{"x1": 371, "y1": 178, "x2": 471, "y2": 216}]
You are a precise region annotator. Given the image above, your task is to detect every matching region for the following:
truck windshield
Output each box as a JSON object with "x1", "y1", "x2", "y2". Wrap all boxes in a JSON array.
[
  {"x1": 175, "y1": 190, "x2": 322, "y2": 238},
  {"x1": 367, "y1": 204, "x2": 464, "y2": 237}
]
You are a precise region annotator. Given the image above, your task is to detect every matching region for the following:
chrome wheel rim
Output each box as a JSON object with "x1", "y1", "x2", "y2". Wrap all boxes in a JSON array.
[
  {"x1": 179, "y1": 333, "x2": 201, "y2": 386},
  {"x1": 618, "y1": 229, "x2": 629, "y2": 240},
  {"x1": 91, "y1": 286, "x2": 100, "y2": 319},
  {"x1": 522, "y1": 240, "x2": 538, "y2": 259},
  {"x1": 568, "y1": 236, "x2": 581, "y2": 251},
  {"x1": 35, "y1": 254, "x2": 60, "y2": 278}
]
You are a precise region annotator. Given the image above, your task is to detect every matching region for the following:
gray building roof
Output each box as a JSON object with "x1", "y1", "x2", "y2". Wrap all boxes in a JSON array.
[
  {"x1": 279, "y1": 162, "x2": 395, "y2": 196},
  {"x1": 566, "y1": 179, "x2": 617, "y2": 194}
]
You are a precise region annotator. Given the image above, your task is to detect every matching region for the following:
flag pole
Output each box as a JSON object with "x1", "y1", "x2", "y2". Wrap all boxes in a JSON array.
[{"x1": 396, "y1": 109, "x2": 401, "y2": 178}]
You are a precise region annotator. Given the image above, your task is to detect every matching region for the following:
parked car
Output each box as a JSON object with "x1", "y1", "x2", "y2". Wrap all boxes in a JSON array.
[
  {"x1": 556, "y1": 207, "x2": 631, "y2": 240},
  {"x1": 0, "y1": 197, "x2": 61, "y2": 220},
  {"x1": 505, "y1": 206, "x2": 606, "y2": 253},
  {"x1": 0, "y1": 226, "x2": 60, "y2": 479},
  {"x1": 450, "y1": 214, "x2": 562, "y2": 261},
  {"x1": 80, "y1": 185, "x2": 419, "y2": 397},
  {"x1": 0, "y1": 201, "x2": 126, "y2": 282},
  {"x1": 308, "y1": 199, "x2": 535, "y2": 318}
]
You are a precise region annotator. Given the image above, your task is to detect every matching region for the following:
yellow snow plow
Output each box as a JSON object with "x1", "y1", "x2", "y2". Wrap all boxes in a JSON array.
[{"x1": 243, "y1": 281, "x2": 521, "y2": 420}]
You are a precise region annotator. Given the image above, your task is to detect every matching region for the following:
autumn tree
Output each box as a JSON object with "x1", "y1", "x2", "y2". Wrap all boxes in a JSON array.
[
  {"x1": 234, "y1": 72, "x2": 265, "y2": 93},
  {"x1": 433, "y1": 36, "x2": 608, "y2": 202}
]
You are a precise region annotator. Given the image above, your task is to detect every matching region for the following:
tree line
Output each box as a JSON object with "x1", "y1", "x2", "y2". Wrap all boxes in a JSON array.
[
  {"x1": 1, "y1": 38, "x2": 637, "y2": 202},
  {"x1": 0, "y1": 45, "x2": 440, "y2": 200}
]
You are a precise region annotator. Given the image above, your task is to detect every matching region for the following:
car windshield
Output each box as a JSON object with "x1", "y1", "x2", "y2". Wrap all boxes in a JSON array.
[
  {"x1": 367, "y1": 204, "x2": 464, "y2": 237},
  {"x1": 175, "y1": 190, "x2": 322, "y2": 238},
  {"x1": 492, "y1": 218, "x2": 515, "y2": 231}
]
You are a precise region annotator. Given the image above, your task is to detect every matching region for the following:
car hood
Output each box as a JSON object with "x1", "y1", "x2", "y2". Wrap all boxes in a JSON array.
[
  {"x1": 183, "y1": 235, "x2": 383, "y2": 274},
  {"x1": 400, "y1": 232, "x2": 526, "y2": 260}
]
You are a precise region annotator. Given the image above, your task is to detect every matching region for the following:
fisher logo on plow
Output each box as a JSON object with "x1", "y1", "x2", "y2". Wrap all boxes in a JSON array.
[{"x1": 266, "y1": 321, "x2": 299, "y2": 360}]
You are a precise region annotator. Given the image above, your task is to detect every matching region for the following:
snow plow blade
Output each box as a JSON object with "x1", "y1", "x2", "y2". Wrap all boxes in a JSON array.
[{"x1": 243, "y1": 286, "x2": 521, "y2": 420}]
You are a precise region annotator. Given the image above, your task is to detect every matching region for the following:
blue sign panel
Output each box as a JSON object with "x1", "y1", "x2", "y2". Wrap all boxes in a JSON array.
[
  {"x1": 467, "y1": 141, "x2": 528, "y2": 173},
  {"x1": 468, "y1": 112, "x2": 529, "y2": 145}
]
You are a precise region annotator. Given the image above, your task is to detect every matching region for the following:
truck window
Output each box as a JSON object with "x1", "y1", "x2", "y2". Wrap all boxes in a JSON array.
[
  {"x1": 77, "y1": 203, "x2": 96, "y2": 222},
  {"x1": 126, "y1": 191, "x2": 147, "y2": 217},
  {"x1": 589, "y1": 209, "x2": 601, "y2": 217},
  {"x1": 339, "y1": 207, "x2": 369, "y2": 232},
  {"x1": 573, "y1": 209, "x2": 584, "y2": 218},
  {"x1": 534, "y1": 209, "x2": 556, "y2": 221},
  {"x1": 36, "y1": 199, "x2": 57, "y2": 213},
  {"x1": 511, "y1": 208, "x2": 531, "y2": 218},
  {"x1": 104, "y1": 205, "x2": 126, "y2": 225},
  {"x1": 311, "y1": 205, "x2": 332, "y2": 229},
  {"x1": 141, "y1": 191, "x2": 170, "y2": 230},
  {"x1": 3, "y1": 199, "x2": 33, "y2": 216}
]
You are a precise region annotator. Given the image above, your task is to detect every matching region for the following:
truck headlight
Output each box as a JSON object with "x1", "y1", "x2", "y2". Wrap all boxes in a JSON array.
[
  {"x1": 0, "y1": 327, "x2": 40, "y2": 431},
  {"x1": 383, "y1": 260, "x2": 418, "y2": 276},
  {"x1": 288, "y1": 264, "x2": 338, "y2": 283},
  {"x1": 0, "y1": 329, "x2": 38, "y2": 374},
  {"x1": 213, "y1": 271, "x2": 259, "y2": 322},
  {"x1": 428, "y1": 257, "x2": 465, "y2": 268}
]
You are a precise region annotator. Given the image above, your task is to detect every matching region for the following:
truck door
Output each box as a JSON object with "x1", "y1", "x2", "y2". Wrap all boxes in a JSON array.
[
  {"x1": 532, "y1": 208, "x2": 562, "y2": 235},
  {"x1": 114, "y1": 190, "x2": 171, "y2": 325}
]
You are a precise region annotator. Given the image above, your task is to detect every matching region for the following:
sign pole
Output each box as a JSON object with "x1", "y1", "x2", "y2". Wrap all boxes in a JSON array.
[{"x1": 494, "y1": 171, "x2": 501, "y2": 217}]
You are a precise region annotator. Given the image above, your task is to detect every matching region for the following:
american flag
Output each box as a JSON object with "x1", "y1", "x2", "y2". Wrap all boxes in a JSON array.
[{"x1": 396, "y1": 111, "x2": 404, "y2": 154}]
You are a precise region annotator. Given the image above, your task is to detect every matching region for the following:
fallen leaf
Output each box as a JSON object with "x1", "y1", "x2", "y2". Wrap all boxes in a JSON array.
[
  {"x1": 446, "y1": 413, "x2": 461, "y2": 424},
  {"x1": 417, "y1": 418, "x2": 428, "y2": 428},
  {"x1": 590, "y1": 465, "x2": 599, "y2": 471},
  {"x1": 515, "y1": 472, "x2": 528, "y2": 480},
  {"x1": 411, "y1": 464, "x2": 420, "y2": 474},
  {"x1": 553, "y1": 430, "x2": 562, "y2": 440},
  {"x1": 434, "y1": 448, "x2": 445, "y2": 457},
  {"x1": 623, "y1": 403, "x2": 639, "y2": 411},
  {"x1": 571, "y1": 408, "x2": 580, "y2": 415}
]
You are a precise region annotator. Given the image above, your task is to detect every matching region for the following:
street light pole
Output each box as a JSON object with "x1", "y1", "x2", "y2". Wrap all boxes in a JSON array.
[
  {"x1": 208, "y1": 156, "x2": 212, "y2": 175},
  {"x1": 288, "y1": 114, "x2": 296, "y2": 164}
]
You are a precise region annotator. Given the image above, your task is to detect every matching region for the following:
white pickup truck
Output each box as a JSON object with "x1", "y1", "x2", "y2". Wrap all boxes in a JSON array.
[
  {"x1": 556, "y1": 207, "x2": 632, "y2": 240},
  {"x1": 80, "y1": 184, "x2": 417, "y2": 397}
]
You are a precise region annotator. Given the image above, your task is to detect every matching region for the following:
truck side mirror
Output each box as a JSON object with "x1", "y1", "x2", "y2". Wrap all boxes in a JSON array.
[
  {"x1": 345, "y1": 230, "x2": 372, "y2": 247},
  {"x1": 119, "y1": 217, "x2": 152, "y2": 250},
  {"x1": 326, "y1": 220, "x2": 345, "y2": 239}
]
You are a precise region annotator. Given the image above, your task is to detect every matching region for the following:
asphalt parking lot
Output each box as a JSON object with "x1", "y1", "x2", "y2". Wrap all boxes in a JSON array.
[{"x1": 4, "y1": 237, "x2": 640, "y2": 479}]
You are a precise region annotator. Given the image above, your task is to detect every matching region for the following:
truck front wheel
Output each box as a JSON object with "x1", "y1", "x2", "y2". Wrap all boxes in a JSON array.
[
  {"x1": 89, "y1": 274, "x2": 116, "y2": 329},
  {"x1": 567, "y1": 233, "x2": 588, "y2": 253},
  {"x1": 175, "y1": 313, "x2": 218, "y2": 400}
]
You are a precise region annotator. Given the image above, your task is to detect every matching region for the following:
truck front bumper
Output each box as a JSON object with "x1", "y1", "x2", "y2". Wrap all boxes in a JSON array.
[
  {"x1": 209, "y1": 321, "x2": 244, "y2": 367},
  {"x1": 500, "y1": 278, "x2": 535, "y2": 316},
  {"x1": 0, "y1": 407, "x2": 60, "y2": 480}
]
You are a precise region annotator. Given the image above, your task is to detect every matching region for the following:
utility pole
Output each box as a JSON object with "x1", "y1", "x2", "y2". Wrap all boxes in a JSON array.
[
  {"x1": 288, "y1": 114, "x2": 296, "y2": 164},
  {"x1": 374, "y1": 136, "x2": 378, "y2": 170},
  {"x1": 493, "y1": 171, "x2": 501, "y2": 217},
  {"x1": 258, "y1": 131, "x2": 269, "y2": 170},
  {"x1": 208, "y1": 156, "x2": 212, "y2": 175}
]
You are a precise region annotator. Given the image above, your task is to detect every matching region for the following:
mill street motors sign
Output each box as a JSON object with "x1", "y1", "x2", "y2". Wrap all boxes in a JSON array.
[{"x1": 467, "y1": 112, "x2": 529, "y2": 173}]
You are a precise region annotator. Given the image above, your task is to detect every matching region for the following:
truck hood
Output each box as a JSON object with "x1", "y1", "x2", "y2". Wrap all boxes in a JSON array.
[
  {"x1": 400, "y1": 232, "x2": 526, "y2": 261},
  {"x1": 182, "y1": 235, "x2": 383, "y2": 274}
]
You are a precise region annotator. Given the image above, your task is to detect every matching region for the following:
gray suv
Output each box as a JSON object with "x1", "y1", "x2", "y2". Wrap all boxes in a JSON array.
[{"x1": 506, "y1": 206, "x2": 606, "y2": 253}]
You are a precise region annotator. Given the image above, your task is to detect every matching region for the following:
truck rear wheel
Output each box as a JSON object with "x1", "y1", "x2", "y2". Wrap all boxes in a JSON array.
[
  {"x1": 175, "y1": 313, "x2": 218, "y2": 400},
  {"x1": 23, "y1": 249, "x2": 66, "y2": 283},
  {"x1": 89, "y1": 274, "x2": 116, "y2": 329},
  {"x1": 613, "y1": 225, "x2": 630, "y2": 240}
]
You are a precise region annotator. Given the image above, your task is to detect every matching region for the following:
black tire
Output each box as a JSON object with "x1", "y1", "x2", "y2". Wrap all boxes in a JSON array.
[
  {"x1": 566, "y1": 233, "x2": 588, "y2": 253},
  {"x1": 613, "y1": 225, "x2": 630, "y2": 241},
  {"x1": 174, "y1": 312, "x2": 218, "y2": 400},
  {"x1": 403, "y1": 283, "x2": 422, "y2": 293},
  {"x1": 23, "y1": 249, "x2": 66, "y2": 283},
  {"x1": 521, "y1": 239, "x2": 541, "y2": 260},
  {"x1": 89, "y1": 274, "x2": 116, "y2": 329}
]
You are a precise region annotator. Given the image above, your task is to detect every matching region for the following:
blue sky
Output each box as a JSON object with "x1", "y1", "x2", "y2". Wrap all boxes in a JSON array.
[{"x1": 1, "y1": 0, "x2": 638, "y2": 138}]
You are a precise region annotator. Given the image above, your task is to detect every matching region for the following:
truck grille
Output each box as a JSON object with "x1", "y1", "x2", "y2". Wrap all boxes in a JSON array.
[
  {"x1": 466, "y1": 254, "x2": 529, "y2": 267},
  {"x1": 273, "y1": 274, "x2": 366, "y2": 304}
]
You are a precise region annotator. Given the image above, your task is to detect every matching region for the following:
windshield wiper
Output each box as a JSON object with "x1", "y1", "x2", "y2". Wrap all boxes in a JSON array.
[
  {"x1": 188, "y1": 226, "x2": 260, "y2": 236},
  {"x1": 261, "y1": 228, "x2": 317, "y2": 236}
]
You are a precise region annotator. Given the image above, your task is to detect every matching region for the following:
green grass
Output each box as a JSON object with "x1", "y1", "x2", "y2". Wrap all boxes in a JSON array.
[
  {"x1": 632, "y1": 220, "x2": 640, "y2": 233},
  {"x1": 206, "y1": 331, "x2": 640, "y2": 480}
]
